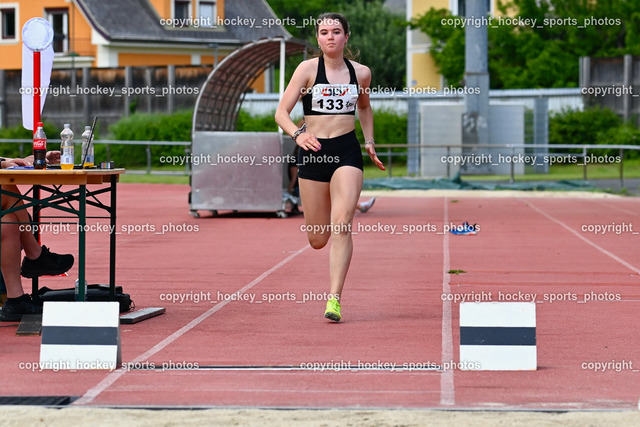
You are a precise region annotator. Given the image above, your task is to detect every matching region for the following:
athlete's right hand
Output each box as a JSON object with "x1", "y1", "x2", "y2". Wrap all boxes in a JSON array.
[
  {"x1": 365, "y1": 143, "x2": 386, "y2": 171},
  {"x1": 297, "y1": 132, "x2": 322, "y2": 152}
]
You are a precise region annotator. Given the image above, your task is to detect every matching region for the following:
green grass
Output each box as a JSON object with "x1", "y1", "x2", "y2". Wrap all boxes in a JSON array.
[
  {"x1": 116, "y1": 158, "x2": 640, "y2": 185},
  {"x1": 363, "y1": 163, "x2": 409, "y2": 178},
  {"x1": 120, "y1": 171, "x2": 189, "y2": 184},
  {"x1": 463, "y1": 159, "x2": 640, "y2": 182},
  {"x1": 366, "y1": 159, "x2": 640, "y2": 181}
]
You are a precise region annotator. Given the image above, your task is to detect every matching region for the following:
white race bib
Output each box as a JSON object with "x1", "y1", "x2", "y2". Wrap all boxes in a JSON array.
[{"x1": 311, "y1": 84, "x2": 358, "y2": 114}]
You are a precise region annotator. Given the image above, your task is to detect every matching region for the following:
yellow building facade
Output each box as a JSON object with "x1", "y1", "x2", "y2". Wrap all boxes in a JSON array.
[
  {"x1": 0, "y1": 0, "x2": 92, "y2": 69},
  {"x1": 0, "y1": 0, "x2": 238, "y2": 69},
  {"x1": 406, "y1": 0, "x2": 497, "y2": 90},
  {"x1": 0, "y1": 0, "x2": 286, "y2": 93}
]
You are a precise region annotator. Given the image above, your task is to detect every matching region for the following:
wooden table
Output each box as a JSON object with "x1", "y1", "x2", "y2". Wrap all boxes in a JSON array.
[{"x1": 0, "y1": 168, "x2": 125, "y2": 301}]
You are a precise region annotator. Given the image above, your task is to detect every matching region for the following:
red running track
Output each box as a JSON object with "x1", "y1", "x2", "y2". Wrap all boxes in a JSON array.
[{"x1": 2, "y1": 184, "x2": 639, "y2": 409}]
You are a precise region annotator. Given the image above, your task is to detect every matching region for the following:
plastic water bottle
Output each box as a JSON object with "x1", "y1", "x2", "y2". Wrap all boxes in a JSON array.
[
  {"x1": 81, "y1": 125, "x2": 94, "y2": 168},
  {"x1": 33, "y1": 122, "x2": 47, "y2": 169},
  {"x1": 60, "y1": 124, "x2": 74, "y2": 170}
]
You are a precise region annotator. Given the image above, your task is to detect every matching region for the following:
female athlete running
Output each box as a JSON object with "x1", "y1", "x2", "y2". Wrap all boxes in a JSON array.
[{"x1": 275, "y1": 12, "x2": 385, "y2": 322}]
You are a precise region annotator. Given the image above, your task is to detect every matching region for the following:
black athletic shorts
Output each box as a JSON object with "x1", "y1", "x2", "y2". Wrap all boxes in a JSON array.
[{"x1": 297, "y1": 130, "x2": 364, "y2": 182}]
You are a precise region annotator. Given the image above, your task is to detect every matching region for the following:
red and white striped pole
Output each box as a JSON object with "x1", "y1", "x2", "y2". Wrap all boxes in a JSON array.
[
  {"x1": 33, "y1": 49, "x2": 41, "y2": 134},
  {"x1": 21, "y1": 17, "x2": 53, "y2": 132}
]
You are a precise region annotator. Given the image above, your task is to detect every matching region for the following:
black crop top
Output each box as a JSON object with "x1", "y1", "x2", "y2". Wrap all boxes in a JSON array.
[{"x1": 302, "y1": 57, "x2": 359, "y2": 116}]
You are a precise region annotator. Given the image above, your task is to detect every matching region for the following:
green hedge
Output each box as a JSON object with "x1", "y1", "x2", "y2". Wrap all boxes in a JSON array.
[
  {"x1": 355, "y1": 108, "x2": 407, "y2": 145},
  {"x1": 236, "y1": 110, "x2": 284, "y2": 132},
  {"x1": 356, "y1": 108, "x2": 407, "y2": 164},
  {"x1": 106, "y1": 109, "x2": 282, "y2": 167},
  {"x1": 0, "y1": 122, "x2": 60, "y2": 159},
  {"x1": 107, "y1": 108, "x2": 408, "y2": 167},
  {"x1": 549, "y1": 106, "x2": 640, "y2": 159},
  {"x1": 11, "y1": 107, "x2": 637, "y2": 166},
  {"x1": 237, "y1": 109, "x2": 408, "y2": 146},
  {"x1": 104, "y1": 110, "x2": 192, "y2": 167},
  {"x1": 0, "y1": 109, "x2": 408, "y2": 167}
]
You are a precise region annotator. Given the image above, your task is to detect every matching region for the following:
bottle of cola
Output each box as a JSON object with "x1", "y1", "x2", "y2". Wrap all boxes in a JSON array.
[{"x1": 33, "y1": 122, "x2": 47, "y2": 170}]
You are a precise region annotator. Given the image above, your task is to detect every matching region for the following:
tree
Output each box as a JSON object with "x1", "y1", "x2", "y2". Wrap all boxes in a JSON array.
[
  {"x1": 266, "y1": 0, "x2": 345, "y2": 40},
  {"x1": 409, "y1": 0, "x2": 640, "y2": 89},
  {"x1": 338, "y1": 0, "x2": 406, "y2": 89},
  {"x1": 268, "y1": 0, "x2": 406, "y2": 90}
]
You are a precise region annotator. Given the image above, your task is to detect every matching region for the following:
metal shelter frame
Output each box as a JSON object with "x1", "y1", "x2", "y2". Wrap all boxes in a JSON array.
[{"x1": 192, "y1": 37, "x2": 308, "y2": 133}]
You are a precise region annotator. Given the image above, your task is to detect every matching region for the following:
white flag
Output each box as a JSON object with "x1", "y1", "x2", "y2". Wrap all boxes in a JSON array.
[{"x1": 22, "y1": 44, "x2": 54, "y2": 130}]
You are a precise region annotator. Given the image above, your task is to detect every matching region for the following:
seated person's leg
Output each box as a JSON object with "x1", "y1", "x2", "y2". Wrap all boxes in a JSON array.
[
  {"x1": 20, "y1": 242, "x2": 74, "y2": 278},
  {"x1": 1, "y1": 215, "x2": 23, "y2": 299},
  {"x1": 1, "y1": 185, "x2": 32, "y2": 226},
  {"x1": 0, "y1": 214, "x2": 42, "y2": 321},
  {"x1": 0, "y1": 184, "x2": 74, "y2": 278}
]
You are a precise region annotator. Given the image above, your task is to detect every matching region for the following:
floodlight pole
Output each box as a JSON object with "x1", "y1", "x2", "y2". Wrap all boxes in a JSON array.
[
  {"x1": 278, "y1": 38, "x2": 285, "y2": 135},
  {"x1": 462, "y1": 1, "x2": 490, "y2": 171}
]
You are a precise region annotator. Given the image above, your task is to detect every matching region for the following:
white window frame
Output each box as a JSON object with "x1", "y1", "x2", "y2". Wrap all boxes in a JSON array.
[
  {"x1": 197, "y1": 0, "x2": 216, "y2": 27},
  {"x1": 451, "y1": 0, "x2": 494, "y2": 16},
  {"x1": 46, "y1": 8, "x2": 69, "y2": 53},
  {"x1": 0, "y1": 4, "x2": 18, "y2": 44},
  {"x1": 173, "y1": 0, "x2": 192, "y2": 21}
]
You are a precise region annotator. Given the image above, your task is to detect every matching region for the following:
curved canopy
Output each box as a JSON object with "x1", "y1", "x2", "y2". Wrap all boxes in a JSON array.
[{"x1": 192, "y1": 37, "x2": 308, "y2": 133}]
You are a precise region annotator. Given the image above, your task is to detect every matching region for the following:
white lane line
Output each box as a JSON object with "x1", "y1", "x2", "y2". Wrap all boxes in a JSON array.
[
  {"x1": 523, "y1": 199, "x2": 640, "y2": 276},
  {"x1": 73, "y1": 244, "x2": 310, "y2": 405},
  {"x1": 592, "y1": 199, "x2": 639, "y2": 216},
  {"x1": 441, "y1": 197, "x2": 455, "y2": 406}
]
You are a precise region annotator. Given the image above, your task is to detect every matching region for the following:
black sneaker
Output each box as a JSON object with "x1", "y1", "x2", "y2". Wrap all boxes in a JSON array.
[
  {"x1": 0, "y1": 294, "x2": 42, "y2": 322},
  {"x1": 20, "y1": 245, "x2": 74, "y2": 278}
]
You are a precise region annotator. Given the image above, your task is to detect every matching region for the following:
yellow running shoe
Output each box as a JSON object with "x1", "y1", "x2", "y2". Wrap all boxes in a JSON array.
[{"x1": 324, "y1": 299, "x2": 341, "y2": 322}]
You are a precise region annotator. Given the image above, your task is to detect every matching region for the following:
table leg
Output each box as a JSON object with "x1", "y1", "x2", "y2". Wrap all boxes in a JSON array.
[
  {"x1": 32, "y1": 185, "x2": 40, "y2": 297},
  {"x1": 77, "y1": 184, "x2": 86, "y2": 302},
  {"x1": 0, "y1": 187, "x2": 3, "y2": 298},
  {"x1": 109, "y1": 175, "x2": 117, "y2": 299}
]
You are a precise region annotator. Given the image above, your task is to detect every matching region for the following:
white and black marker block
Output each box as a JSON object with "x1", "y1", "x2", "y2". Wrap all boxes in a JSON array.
[
  {"x1": 39, "y1": 302, "x2": 121, "y2": 370},
  {"x1": 459, "y1": 302, "x2": 536, "y2": 371}
]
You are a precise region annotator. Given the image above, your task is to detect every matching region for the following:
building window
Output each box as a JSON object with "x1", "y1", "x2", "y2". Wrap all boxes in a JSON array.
[
  {"x1": 199, "y1": 1, "x2": 216, "y2": 27},
  {"x1": 174, "y1": 0, "x2": 191, "y2": 22},
  {"x1": 46, "y1": 8, "x2": 69, "y2": 53},
  {"x1": 457, "y1": 0, "x2": 465, "y2": 16},
  {"x1": 1, "y1": 8, "x2": 17, "y2": 40},
  {"x1": 455, "y1": 0, "x2": 493, "y2": 16}
]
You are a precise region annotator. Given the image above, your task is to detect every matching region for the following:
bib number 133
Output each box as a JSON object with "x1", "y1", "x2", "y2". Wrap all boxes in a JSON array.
[{"x1": 317, "y1": 99, "x2": 344, "y2": 110}]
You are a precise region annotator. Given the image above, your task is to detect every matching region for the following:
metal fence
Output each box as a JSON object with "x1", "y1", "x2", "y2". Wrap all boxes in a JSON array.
[
  {"x1": 0, "y1": 139, "x2": 637, "y2": 188},
  {"x1": 0, "y1": 138, "x2": 191, "y2": 175},
  {"x1": 241, "y1": 88, "x2": 584, "y2": 117},
  {"x1": 372, "y1": 143, "x2": 639, "y2": 188},
  {"x1": 580, "y1": 55, "x2": 640, "y2": 125}
]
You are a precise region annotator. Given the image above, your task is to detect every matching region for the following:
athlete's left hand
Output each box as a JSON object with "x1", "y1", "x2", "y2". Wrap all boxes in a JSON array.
[{"x1": 365, "y1": 143, "x2": 385, "y2": 171}]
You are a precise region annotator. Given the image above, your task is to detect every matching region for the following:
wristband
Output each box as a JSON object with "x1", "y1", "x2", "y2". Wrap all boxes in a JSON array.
[{"x1": 292, "y1": 123, "x2": 307, "y2": 142}]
